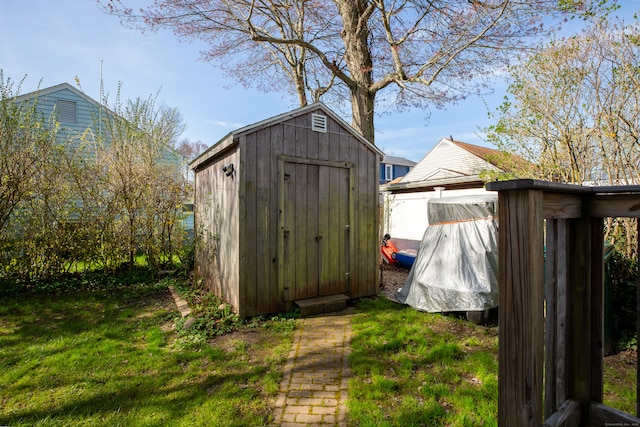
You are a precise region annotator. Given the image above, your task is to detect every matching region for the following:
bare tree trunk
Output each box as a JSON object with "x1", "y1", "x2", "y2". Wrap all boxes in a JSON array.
[
  {"x1": 350, "y1": 85, "x2": 375, "y2": 144},
  {"x1": 336, "y1": 0, "x2": 376, "y2": 143},
  {"x1": 295, "y1": 61, "x2": 308, "y2": 107}
]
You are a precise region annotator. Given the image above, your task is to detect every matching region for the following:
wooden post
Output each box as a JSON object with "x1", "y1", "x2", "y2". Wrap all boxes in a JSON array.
[
  {"x1": 545, "y1": 218, "x2": 569, "y2": 418},
  {"x1": 590, "y1": 217, "x2": 604, "y2": 405},
  {"x1": 637, "y1": 220, "x2": 640, "y2": 417},
  {"x1": 565, "y1": 214, "x2": 592, "y2": 416},
  {"x1": 488, "y1": 180, "x2": 640, "y2": 426},
  {"x1": 498, "y1": 189, "x2": 545, "y2": 426}
]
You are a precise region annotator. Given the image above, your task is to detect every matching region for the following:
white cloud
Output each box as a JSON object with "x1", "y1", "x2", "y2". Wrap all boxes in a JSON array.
[{"x1": 206, "y1": 120, "x2": 246, "y2": 129}]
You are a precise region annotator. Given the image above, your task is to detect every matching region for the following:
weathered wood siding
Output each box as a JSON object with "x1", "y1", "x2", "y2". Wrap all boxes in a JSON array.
[
  {"x1": 194, "y1": 145, "x2": 241, "y2": 313},
  {"x1": 487, "y1": 179, "x2": 640, "y2": 426},
  {"x1": 193, "y1": 104, "x2": 381, "y2": 318},
  {"x1": 238, "y1": 108, "x2": 379, "y2": 317}
]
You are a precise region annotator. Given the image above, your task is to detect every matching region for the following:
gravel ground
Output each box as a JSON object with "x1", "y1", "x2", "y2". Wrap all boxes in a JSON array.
[{"x1": 378, "y1": 262, "x2": 411, "y2": 302}]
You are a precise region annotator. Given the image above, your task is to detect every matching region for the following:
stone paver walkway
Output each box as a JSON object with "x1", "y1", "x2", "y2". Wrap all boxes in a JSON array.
[
  {"x1": 168, "y1": 285, "x2": 191, "y2": 317},
  {"x1": 272, "y1": 313, "x2": 353, "y2": 426}
]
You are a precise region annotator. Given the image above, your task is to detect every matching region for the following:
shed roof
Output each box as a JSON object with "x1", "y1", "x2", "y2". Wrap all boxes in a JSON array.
[
  {"x1": 190, "y1": 102, "x2": 384, "y2": 170},
  {"x1": 381, "y1": 175, "x2": 486, "y2": 193}
]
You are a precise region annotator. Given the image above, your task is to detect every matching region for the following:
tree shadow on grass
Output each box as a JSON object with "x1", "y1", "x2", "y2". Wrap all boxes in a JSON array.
[
  {"x1": 1, "y1": 368, "x2": 271, "y2": 426},
  {"x1": 0, "y1": 290, "x2": 282, "y2": 426}
]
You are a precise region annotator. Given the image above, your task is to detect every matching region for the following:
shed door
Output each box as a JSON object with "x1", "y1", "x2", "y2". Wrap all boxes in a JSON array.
[{"x1": 281, "y1": 159, "x2": 351, "y2": 301}]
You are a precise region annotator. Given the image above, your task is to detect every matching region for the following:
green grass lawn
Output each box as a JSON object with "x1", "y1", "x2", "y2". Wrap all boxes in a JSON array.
[
  {"x1": 348, "y1": 297, "x2": 637, "y2": 425},
  {"x1": 0, "y1": 277, "x2": 293, "y2": 426},
  {"x1": 0, "y1": 277, "x2": 635, "y2": 426},
  {"x1": 604, "y1": 349, "x2": 637, "y2": 414},
  {"x1": 348, "y1": 298, "x2": 499, "y2": 426}
]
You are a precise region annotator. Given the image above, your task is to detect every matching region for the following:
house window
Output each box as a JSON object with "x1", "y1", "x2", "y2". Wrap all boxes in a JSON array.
[
  {"x1": 56, "y1": 99, "x2": 77, "y2": 123},
  {"x1": 385, "y1": 164, "x2": 393, "y2": 181}
]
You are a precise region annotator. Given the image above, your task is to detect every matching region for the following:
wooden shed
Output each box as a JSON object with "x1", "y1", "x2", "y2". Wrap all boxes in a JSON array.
[{"x1": 190, "y1": 103, "x2": 383, "y2": 318}]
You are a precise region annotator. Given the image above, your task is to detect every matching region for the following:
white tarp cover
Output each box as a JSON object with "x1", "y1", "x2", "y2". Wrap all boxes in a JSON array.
[{"x1": 396, "y1": 194, "x2": 499, "y2": 312}]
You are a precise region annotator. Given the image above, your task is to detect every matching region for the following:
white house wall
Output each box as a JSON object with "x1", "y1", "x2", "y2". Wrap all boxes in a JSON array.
[
  {"x1": 382, "y1": 187, "x2": 496, "y2": 250},
  {"x1": 402, "y1": 139, "x2": 499, "y2": 183}
]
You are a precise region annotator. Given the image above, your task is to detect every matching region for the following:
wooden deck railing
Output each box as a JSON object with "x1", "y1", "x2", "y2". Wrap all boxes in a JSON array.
[{"x1": 486, "y1": 179, "x2": 640, "y2": 426}]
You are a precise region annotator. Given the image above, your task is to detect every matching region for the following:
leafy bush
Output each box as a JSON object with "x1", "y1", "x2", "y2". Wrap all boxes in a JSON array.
[
  {"x1": 0, "y1": 266, "x2": 164, "y2": 296},
  {"x1": 0, "y1": 80, "x2": 192, "y2": 282},
  {"x1": 608, "y1": 248, "x2": 638, "y2": 352},
  {"x1": 173, "y1": 284, "x2": 300, "y2": 343},
  {"x1": 174, "y1": 289, "x2": 242, "y2": 339},
  {"x1": 247, "y1": 310, "x2": 300, "y2": 333}
]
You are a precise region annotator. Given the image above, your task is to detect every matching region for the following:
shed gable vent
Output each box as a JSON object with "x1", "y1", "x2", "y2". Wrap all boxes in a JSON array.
[
  {"x1": 56, "y1": 99, "x2": 77, "y2": 123},
  {"x1": 311, "y1": 113, "x2": 327, "y2": 133}
]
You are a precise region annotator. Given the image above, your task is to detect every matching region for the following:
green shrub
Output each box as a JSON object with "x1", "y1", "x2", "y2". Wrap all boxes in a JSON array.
[
  {"x1": 608, "y1": 248, "x2": 638, "y2": 352},
  {"x1": 175, "y1": 289, "x2": 243, "y2": 339}
]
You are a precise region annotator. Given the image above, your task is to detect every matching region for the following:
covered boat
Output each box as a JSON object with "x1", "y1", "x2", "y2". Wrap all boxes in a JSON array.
[{"x1": 396, "y1": 194, "x2": 499, "y2": 319}]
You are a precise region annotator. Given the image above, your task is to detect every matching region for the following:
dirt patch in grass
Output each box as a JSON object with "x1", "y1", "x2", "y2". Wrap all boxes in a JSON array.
[
  {"x1": 213, "y1": 328, "x2": 273, "y2": 353},
  {"x1": 134, "y1": 290, "x2": 176, "y2": 317},
  {"x1": 606, "y1": 349, "x2": 637, "y2": 370}
]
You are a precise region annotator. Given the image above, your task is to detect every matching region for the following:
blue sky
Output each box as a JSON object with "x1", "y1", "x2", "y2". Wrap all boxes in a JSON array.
[{"x1": 1, "y1": 1, "x2": 638, "y2": 162}]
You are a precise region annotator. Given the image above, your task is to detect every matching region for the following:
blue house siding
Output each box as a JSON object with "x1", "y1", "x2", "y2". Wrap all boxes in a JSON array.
[
  {"x1": 16, "y1": 84, "x2": 111, "y2": 157},
  {"x1": 49, "y1": 88, "x2": 104, "y2": 148},
  {"x1": 18, "y1": 83, "x2": 185, "y2": 165},
  {"x1": 181, "y1": 204, "x2": 194, "y2": 234},
  {"x1": 14, "y1": 83, "x2": 189, "y2": 226},
  {"x1": 380, "y1": 164, "x2": 411, "y2": 183},
  {"x1": 380, "y1": 156, "x2": 416, "y2": 184}
]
